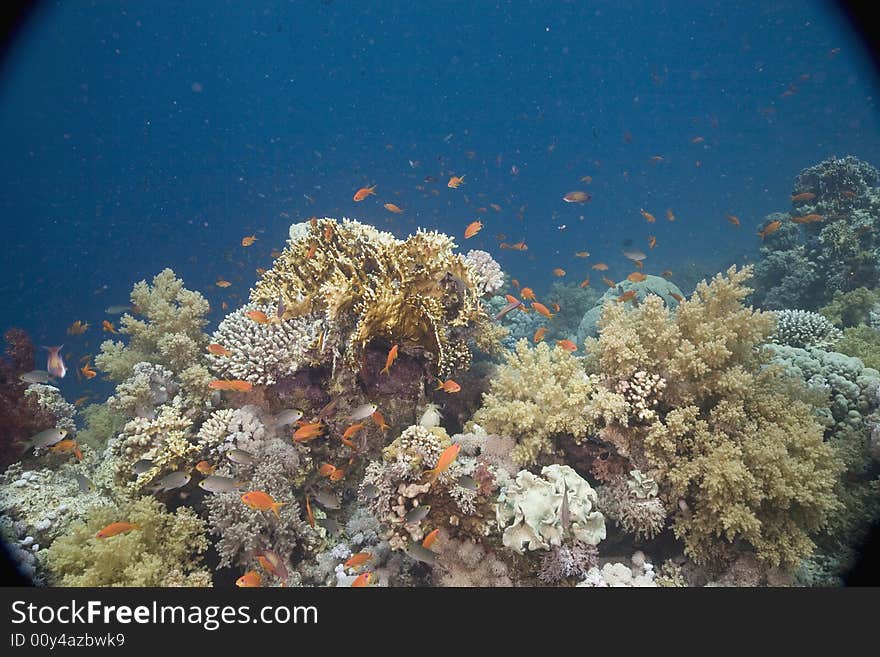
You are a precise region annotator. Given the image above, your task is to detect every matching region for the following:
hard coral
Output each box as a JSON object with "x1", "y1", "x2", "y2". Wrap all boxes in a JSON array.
[
  {"x1": 251, "y1": 218, "x2": 492, "y2": 378},
  {"x1": 771, "y1": 309, "x2": 842, "y2": 349}
]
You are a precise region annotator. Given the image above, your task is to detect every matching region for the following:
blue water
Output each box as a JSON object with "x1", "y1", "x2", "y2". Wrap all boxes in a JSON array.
[{"x1": 1, "y1": 0, "x2": 878, "y2": 397}]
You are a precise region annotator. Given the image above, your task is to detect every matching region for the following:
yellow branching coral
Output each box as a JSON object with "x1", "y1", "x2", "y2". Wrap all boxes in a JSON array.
[
  {"x1": 250, "y1": 218, "x2": 492, "y2": 377},
  {"x1": 42, "y1": 496, "x2": 211, "y2": 587},
  {"x1": 584, "y1": 265, "x2": 843, "y2": 568},
  {"x1": 471, "y1": 340, "x2": 603, "y2": 466}
]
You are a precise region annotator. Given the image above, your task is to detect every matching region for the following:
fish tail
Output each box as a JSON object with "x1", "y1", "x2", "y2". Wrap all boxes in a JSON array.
[
  {"x1": 380, "y1": 365, "x2": 390, "y2": 375},
  {"x1": 272, "y1": 502, "x2": 286, "y2": 519}
]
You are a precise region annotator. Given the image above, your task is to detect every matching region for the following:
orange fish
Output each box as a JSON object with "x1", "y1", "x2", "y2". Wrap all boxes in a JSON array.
[
  {"x1": 726, "y1": 214, "x2": 740, "y2": 226},
  {"x1": 669, "y1": 293, "x2": 684, "y2": 302},
  {"x1": 792, "y1": 213, "x2": 824, "y2": 224},
  {"x1": 241, "y1": 235, "x2": 257, "y2": 247},
  {"x1": 557, "y1": 339, "x2": 577, "y2": 352},
  {"x1": 648, "y1": 236, "x2": 657, "y2": 249},
  {"x1": 639, "y1": 209, "x2": 656, "y2": 223},
  {"x1": 305, "y1": 495, "x2": 315, "y2": 528},
  {"x1": 422, "y1": 528, "x2": 440, "y2": 549},
  {"x1": 50, "y1": 439, "x2": 82, "y2": 460},
  {"x1": 384, "y1": 203, "x2": 403, "y2": 213},
  {"x1": 532, "y1": 302, "x2": 553, "y2": 318},
  {"x1": 350, "y1": 572, "x2": 372, "y2": 587},
  {"x1": 381, "y1": 344, "x2": 399, "y2": 375},
  {"x1": 305, "y1": 241, "x2": 318, "y2": 260},
  {"x1": 520, "y1": 287, "x2": 536, "y2": 301},
  {"x1": 67, "y1": 320, "x2": 89, "y2": 335},
  {"x1": 324, "y1": 224, "x2": 333, "y2": 241},
  {"x1": 464, "y1": 221, "x2": 483, "y2": 239},
  {"x1": 208, "y1": 380, "x2": 253, "y2": 392},
  {"x1": 591, "y1": 263, "x2": 608, "y2": 271},
  {"x1": 447, "y1": 175, "x2": 465, "y2": 189},
  {"x1": 236, "y1": 571, "x2": 262, "y2": 588},
  {"x1": 245, "y1": 310, "x2": 270, "y2": 324},
  {"x1": 293, "y1": 422, "x2": 324, "y2": 443},
  {"x1": 510, "y1": 278, "x2": 520, "y2": 289},
  {"x1": 758, "y1": 220, "x2": 782, "y2": 239},
  {"x1": 353, "y1": 185, "x2": 377, "y2": 201},
  {"x1": 329, "y1": 467, "x2": 346, "y2": 482},
  {"x1": 96, "y1": 522, "x2": 140, "y2": 539},
  {"x1": 436, "y1": 379, "x2": 461, "y2": 393},
  {"x1": 504, "y1": 294, "x2": 519, "y2": 305},
  {"x1": 371, "y1": 409, "x2": 389, "y2": 432},
  {"x1": 425, "y1": 443, "x2": 461, "y2": 482},
  {"x1": 618, "y1": 290, "x2": 637, "y2": 303},
  {"x1": 102, "y1": 320, "x2": 117, "y2": 333},
  {"x1": 215, "y1": 279, "x2": 232, "y2": 288},
  {"x1": 343, "y1": 423, "x2": 365, "y2": 440},
  {"x1": 207, "y1": 343, "x2": 233, "y2": 356},
  {"x1": 632, "y1": 260, "x2": 644, "y2": 270},
  {"x1": 551, "y1": 302, "x2": 561, "y2": 313},
  {"x1": 344, "y1": 552, "x2": 372, "y2": 569},
  {"x1": 791, "y1": 192, "x2": 816, "y2": 202},
  {"x1": 666, "y1": 209, "x2": 676, "y2": 221},
  {"x1": 221, "y1": 302, "x2": 229, "y2": 310},
  {"x1": 602, "y1": 276, "x2": 616, "y2": 287},
  {"x1": 80, "y1": 363, "x2": 97, "y2": 380},
  {"x1": 501, "y1": 241, "x2": 528, "y2": 251},
  {"x1": 255, "y1": 268, "x2": 266, "y2": 275},
  {"x1": 574, "y1": 251, "x2": 590, "y2": 258},
  {"x1": 627, "y1": 272, "x2": 647, "y2": 283},
  {"x1": 562, "y1": 191, "x2": 590, "y2": 203},
  {"x1": 271, "y1": 248, "x2": 283, "y2": 258},
  {"x1": 195, "y1": 460, "x2": 215, "y2": 475},
  {"x1": 533, "y1": 327, "x2": 546, "y2": 343},
  {"x1": 579, "y1": 277, "x2": 590, "y2": 288},
  {"x1": 661, "y1": 270, "x2": 673, "y2": 278},
  {"x1": 552, "y1": 268, "x2": 566, "y2": 277},
  {"x1": 241, "y1": 491, "x2": 285, "y2": 519}
]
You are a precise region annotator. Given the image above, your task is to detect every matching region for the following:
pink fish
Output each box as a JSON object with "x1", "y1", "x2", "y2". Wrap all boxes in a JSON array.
[{"x1": 44, "y1": 345, "x2": 66, "y2": 378}]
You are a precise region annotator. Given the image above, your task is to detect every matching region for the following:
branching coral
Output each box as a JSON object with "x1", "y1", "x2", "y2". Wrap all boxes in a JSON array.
[
  {"x1": 597, "y1": 474, "x2": 667, "y2": 541},
  {"x1": 106, "y1": 362, "x2": 177, "y2": 420},
  {"x1": 24, "y1": 384, "x2": 76, "y2": 434},
  {"x1": 95, "y1": 268, "x2": 210, "y2": 381},
  {"x1": 250, "y1": 218, "x2": 492, "y2": 378},
  {"x1": 463, "y1": 249, "x2": 505, "y2": 296},
  {"x1": 771, "y1": 309, "x2": 842, "y2": 349},
  {"x1": 583, "y1": 266, "x2": 843, "y2": 569},
  {"x1": 43, "y1": 496, "x2": 211, "y2": 586}
]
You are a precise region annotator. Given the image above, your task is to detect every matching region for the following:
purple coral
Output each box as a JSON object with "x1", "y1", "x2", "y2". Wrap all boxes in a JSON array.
[{"x1": 538, "y1": 542, "x2": 599, "y2": 584}]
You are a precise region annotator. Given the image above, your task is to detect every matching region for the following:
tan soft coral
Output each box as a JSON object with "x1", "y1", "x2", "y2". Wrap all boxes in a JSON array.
[{"x1": 584, "y1": 265, "x2": 843, "y2": 569}]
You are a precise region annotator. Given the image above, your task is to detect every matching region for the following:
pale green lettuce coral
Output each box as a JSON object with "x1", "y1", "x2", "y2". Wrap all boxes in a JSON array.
[
  {"x1": 42, "y1": 496, "x2": 211, "y2": 586},
  {"x1": 95, "y1": 268, "x2": 210, "y2": 381},
  {"x1": 496, "y1": 464, "x2": 605, "y2": 553}
]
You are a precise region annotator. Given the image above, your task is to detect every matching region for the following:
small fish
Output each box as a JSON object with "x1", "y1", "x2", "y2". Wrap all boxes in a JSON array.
[
  {"x1": 49, "y1": 439, "x2": 82, "y2": 460},
  {"x1": 618, "y1": 290, "x2": 637, "y2": 303},
  {"x1": 274, "y1": 409, "x2": 304, "y2": 427},
  {"x1": 510, "y1": 278, "x2": 520, "y2": 288},
  {"x1": 349, "y1": 403, "x2": 378, "y2": 421},
  {"x1": 293, "y1": 422, "x2": 324, "y2": 442},
  {"x1": 639, "y1": 209, "x2": 656, "y2": 223},
  {"x1": 207, "y1": 343, "x2": 233, "y2": 356},
  {"x1": 198, "y1": 475, "x2": 243, "y2": 493},
  {"x1": 383, "y1": 202, "x2": 403, "y2": 213},
  {"x1": 556, "y1": 339, "x2": 577, "y2": 352},
  {"x1": 208, "y1": 380, "x2": 253, "y2": 392},
  {"x1": 579, "y1": 278, "x2": 591, "y2": 288},
  {"x1": 342, "y1": 423, "x2": 365, "y2": 441},
  {"x1": 312, "y1": 489, "x2": 341, "y2": 509},
  {"x1": 532, "y1": 302, "x2": 553, "y2": 318},
  {"x1": 563, "y1": 191, "x2": 590, "y2": 203},
  {"x1": 649, "y1": 155, "x2": 664, "y2": 163},
  {"x1": 574, "y1": 251, "x2": 590, "y2": 258},
  {"x1": 104, "y1": 305, "x2": 131, "y2": 314},
  {"x1": 405, "y1": 505, "x2": 431, "y2": 524},
  {"x1": 344, "y1": 552, "x2": 372, "y2": 569},
  {"x1": 317, "y1": 516, "x2": 340, "y2": 535},
  {"x1": 661, "y1": 270, "x2": 673, "y2": 278},
  {"x1": 591, "y1": 262, "x2": 608, "y2": 271},
  {"x1": 305, "y1": 242, "x2": 317, "y2": 259},
  {"x1": 648, "y1": 236, "x2": 657, "y2": 249},
  {"x1": 329, "y1": 467, "x2": 346, "y2": 482},
  {"x1": 520, "y1": 287, "x2": 536, "y2": 301},
  {"x1": 133, "y1": 458, "x2": 153, "y2": 475},
  {"x1": 215, "y1": 279, "x2": 232, "y2": 288},
  {"x1": 533, "y1": 327, "x2": 547, "y2": 343},
  {"x1": 100, "y1": 320, "x2": 118, "y2": 334},
  {"x1": 80, "y1": 363, "x2": 97, "y2": 379},
  {"x1": 241, "y1": 490, "x2": 286, "y2": 518},
  {"x1": 627, "y1": 272, "x2": 647, "y2": 282},
  {"x1": 227, "y1": 449, "x2": 257, "y2": 465},
  {"x1": 245, "y1": 310, "x2": 270, "y2": 324},
  {"x1": 305, "y1": 495, "x2": 315, "y2": 528},
  {"x1": 350, "y1": 572, "x2": 372, "y2": 587},
  {"x1": 256, "y1": 550, "x2": 289, "y2": 584},
  {"x1": 447, "y1": 175, "x2": 465, "y2": 188},
  {"x1": 150, "y1": 471, "x2": 191, "y2": 493},
  {"x1": 26, "y1": 428, "x2": 68, "y2": 450},
  {"x1": 195, "y1": 460, "x2": 215, "y2": 475},
  {"x1": 758, "y1": 220, "x2": 782, "y2": 239},
  {"x1": 404, "y1": 542, "x2": 437, "y2": 565},
  {"x1": 75, "y1": 473, "x2": 95, "y2": 493},
  {"x1": 464, "y1": 221, "x2": 483, "y2": 239},
  {"x1": 691, "y1": 136, "x2": 704, "y2": 144},
  {"x1": 353, "y1": 185, "x2": 377, "y2": 201},
  {"x1": 726, "y1": 214, "x2": 741, "y2": 226},
  {"x1": 560, "y1": 482, "x2": 571, "y2": 530},
  {"x1": 842, "y1": 190, "x2": 857, "y2": 198},
  {"x1": 669, "y1": 292, "x2": 684, "y2": 302},
  {"x1": 324, "y1": 224, "x2": 333, "y2": 241},
  {"x1": 552, "y1": 302, "x2": 560, "y2": 313},
  {"x1": 236, "y1": 571, "x2": 262, "y2": 587},
  {"x1": 241, "y1": 234, "x2": 257, "y2": 247},
  {"x1": 422, "y1": 529, "x2": 440, "y2": 549},
  {"x1": 96, "y1": 522, "x2": 140, "y2": 539},
  {"x1": 318, "y1": 397, "x2": 340, "y2": 419},
  {"x1": 361, "y1": 483, "x2": 379, "y2": 500},
  {"x1": 666, "y1": 209, "x2": 676, "y2": 221},
  {"x1": 602, "y1": 276, "x2": 616, "y2": 287},
  {"x1": 457, "y1": 474, "x2": 479, "y2": 491},
  {"x1": 20, "y1": 370, "x2": 50, "y2": 384},
  {"x1": 67, "y1": 320, "x2": 89, "y2": 335},
  {"x1": 380, "y1": 345, "x2": 398, "y2": 375},
  {"x1": 436, "y1": 379, "x2": 461, "y2": 393},
  {"x1": 493, "y1": 299, "x2": 522, "y2": 321},
  {"x1": 791, "y1": 192, "x2": 816, "y2": 202},
  {"x1": 791, "y1": 213, "x2": 824, "y2": 224},
  {"x1": 425, "y1": 443, "x2": 461, "y2": 482},
  {"x1": 552, "y1": 268, "x2": 566, "y2": 277},
  {"x1": 43, "y1": 346, "x2": 66, "y2": 378},
  {"x1": 371, "y1": 409, "x2": 390, "y2": 432},
  {"x1": 622, "y1": 248, "x2": 647, "y2": 261}
]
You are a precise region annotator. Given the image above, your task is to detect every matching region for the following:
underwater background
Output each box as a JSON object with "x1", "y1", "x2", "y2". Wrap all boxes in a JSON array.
[{"x1": 1, "y1": 0, "x2": 879, "y2": 587}]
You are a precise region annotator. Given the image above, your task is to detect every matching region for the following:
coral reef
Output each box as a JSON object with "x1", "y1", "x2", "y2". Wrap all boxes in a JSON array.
[
  {"x1": 771, "y1": 309, "x2": 842, "y2": 349},
  {"x1": 597, "y1": 474, "x2": 667, "y2": 541},
  {"x1": 95, "y1": 269, "x2": 210, "y2": 380},
  {"x1": 576, "y1": 556, "x2": 657, "y2": 587},
  {"x1": 486, "y1": 294, "x2": 542, "y2": 350},
  {"x1": 252, "y1": 218, "x2": 493, "y2": 378},
  {"x1": 836, "y1": 326, "x2": 880, "y2": 370},
  {"x1": 538, "y1": 541, "x2": 599, "y2": 584},
  {"x1": 463, "y1": 249, "x2": 505, "y2": 296},
  {"x1": 106, "y1": 362, "x2": 177, "y2": 420},
  {"x1": 819, "y1": 288, "x2": 880, "y2": 328},
  {"x1": 23, "y1": 384, "x2": 76, "y2": 434}
]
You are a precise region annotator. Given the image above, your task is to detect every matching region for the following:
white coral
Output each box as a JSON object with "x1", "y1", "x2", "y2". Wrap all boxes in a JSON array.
[
  {"x1": 771, "y1": 309, "x2": 842, "y2": 349},
  {"x1": 464, "y1": 249, "x2": 505, "y2": 296}
]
